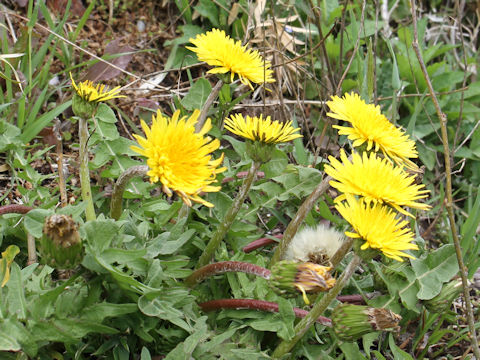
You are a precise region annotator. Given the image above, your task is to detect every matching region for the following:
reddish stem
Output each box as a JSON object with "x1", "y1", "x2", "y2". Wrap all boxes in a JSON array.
[
  {"x1": 199, "y1": 299, "x2": 332, "y2": 327},
  {"x1": 336, "y1": 294, "x2": 368, "y2": 305},
  {"x1": 186, "y1": 261, "x2": 271, "y2": 287},
  {"x1": 0, "y1": 204, "x2": 33, "y2": 216},
  {"x1": 242, "y1": 234, "x2": 283, "y2": 253}
]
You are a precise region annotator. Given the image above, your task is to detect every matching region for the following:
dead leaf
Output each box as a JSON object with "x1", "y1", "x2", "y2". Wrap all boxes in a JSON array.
[
  {"x1": 84, "y1": 39, "x2": 134, "y2": 83},
  {"x1": 228, "y1": 3, "x2": 240, "y2": 26},
  {"x1": 38, "y1": 127, "x2": 58, "y2": 147},
  {"x1": 16, "y1": 0, "x2": 28, "y2": 7},
  {"x1": 48, "y1": 0, "x2": 86, "y2": 18}
]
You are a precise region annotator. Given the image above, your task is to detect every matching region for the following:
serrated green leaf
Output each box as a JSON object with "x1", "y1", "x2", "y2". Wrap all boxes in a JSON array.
[
  {"x1": 389, "y1": 333, "x2": 414, "y2": 360},
  {"x1": 83, "y1": 219, "x2": 120, "y2": 253},
  {"x1": 95, "y1": 103, "x2": 117, "y2": 123},
  {"x1": 24, "y1": 209, "x2": 52, "y2": 238},
  {"x1": 181, "y1": 78, "x2": 212, "y2": 111},
  {"x1": 0, "y1": 245, "x2": 20, "y2": 287},
  {"x1": 411, "y1": 244, "x2": 459, "y2": 300}
]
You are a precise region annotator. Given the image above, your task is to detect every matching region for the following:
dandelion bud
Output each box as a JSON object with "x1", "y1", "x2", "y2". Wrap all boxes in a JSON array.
[
  {"x1": 423, "y1": 279, "x2": 462, "y2": 313},
  {"x1": 246, "y1": 140, "x2": 274, "y2": 163},
  {"x1": 72, "y1": 93, "x2": 97, "y2": 119},
  {"x1": 332, "y1": 304, "x2": 401, "y2": 341},
  {"x1": 40, "y1": 214, "x2": 83, "y2": 269},
  {"x1": 352, "y1": 238, "x2": 379, "y2": 262},
  {"x1": 269, "y1": 261, "x2": 336, "y2": 304}
]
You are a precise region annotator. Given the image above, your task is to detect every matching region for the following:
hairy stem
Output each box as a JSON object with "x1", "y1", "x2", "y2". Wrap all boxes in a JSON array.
[
  {"x1": 196, "y1": 161, "x2": 261, "y2": 268},
  {"x1": 270, "y1": 176, "x2": 331, "y2": 266},
  {"x1": 242, "y1": 234, "x2": 282, "y2": 253},
  {"x1": 199, "y1": 299, "x2": 332, "y2": 327},
  {"x1": 185, "y1": 261, "x2": 271, "y2": 287},
  {"x1": 0, "y1": 204, "x2": 33, "y2": 216},
  {"x1": 79, "y1": 117, "x2": 96, "y2": 222},
  {"x1": 196, "y1": 79, "x2": 223, "y2": 132},
  {"x1": 272, "y1": 254, "x2": 362, "y2": 358},
  {"x1": 410, "y1": 1, "x2": 480, "y2": 357},
  {"x1": 330, "y1": 237, "x2": 354, "y2": 268},
  {"x1": 110, "y1": 165, "x2": 148, "y2": 220}
]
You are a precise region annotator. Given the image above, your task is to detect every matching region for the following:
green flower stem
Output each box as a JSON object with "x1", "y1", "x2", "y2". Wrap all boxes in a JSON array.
[
  {"x1": 272, "y1": 253, "x2": 362, "y2": 358},
  {"x1": 79, "y1": 117, "x2": 96, "y2": 222},
  {"x1": 196, "y1": 161, "x2": 261, "y2": 268},
  {"x1": 110, "y1": 165, "x2": 149, "y2": 220},
  {"x1": 270, "y1": 176, "x2": 331, "y2": 266},
  {"x1": 185, "y1": 261, "x2": 271, "y2": 287}
]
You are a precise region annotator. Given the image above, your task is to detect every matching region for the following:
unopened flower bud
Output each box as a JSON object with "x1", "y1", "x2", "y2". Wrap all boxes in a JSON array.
[
  {"x1": 72, "y1": 93, "x2": 97, "y2": 119},
  {"x1": 269, "y1": 261, "x2": 336, "y2": 304},
  {"x1": 40, "y1": 214, "x2": 83, "y2": 270},
  {"x1": 353, "y1": 238, "x2": 379, "y2": 262},
  {"x1": 332, "y1": 304, "x2": 401, "y2": 341},
  {"x1": 246, "y1": 140, "x2": 274, "y2": 163}
]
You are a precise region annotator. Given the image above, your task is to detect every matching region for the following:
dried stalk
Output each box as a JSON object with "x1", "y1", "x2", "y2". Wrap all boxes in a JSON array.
[
  {"x1": 270, "y1": 176, "x2": 331, "y2": 266},
  {"x1": 410, "y1": 1, "x2": 480, "y2": 357},
  {"x1": 196, "y1": 161, "x2": 261, "y2": 268},
  {"x1": 195, "y1": 79, "x2": 223, "y2": 132}
]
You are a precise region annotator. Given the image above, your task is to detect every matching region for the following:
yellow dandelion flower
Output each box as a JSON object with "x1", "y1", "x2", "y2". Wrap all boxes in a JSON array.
[
  {"x1": 186, "y1": 28, "x2": 275, "y2": 89},
  {"x1": 336, "y1": 195, "x2": 419, "y2": 261},
  {"x1": 131, "y1": 109, "x2": 226, "y2": 208},
  {"x1": 324, "y1": 150, "x2": 430, "y2": 217},
  {"x1": 70, "y1": 73, "x2": 125, "y2": 103},
  {"x1": 225, "y1": 113, "x2": 302, "y2": 144},
  {"x1": 327, "y1": 92, "x2": 418, "y2": 169}
]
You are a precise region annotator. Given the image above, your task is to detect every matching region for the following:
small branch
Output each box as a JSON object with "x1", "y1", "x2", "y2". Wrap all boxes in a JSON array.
[
  {"x1": 272, "y1": 254, "x2": 362, "y2": 358},
  {"x1": 79, "y1": 117, "x2": 96, "y2": 222},
  {"x1": 330, "y1": 237, "x2": 354, "y2": 268},
  {"x1": 0, "y1": 204, "x2": 33, "y2": 216},
  {"x1": 185, "y1": 261, "x2": 271, "y2": 287},
  {"x1": 270, "y1": 176, "x2": 331, "y2": 266},
  {"x1": 26, "y1": 233, "x2": 37, "y2": 265},
  {"x1": 410, "y1": 1, "x2": 480, "y2": 357},
  {"x1": 242, "y1": 234, "x2": 282, "y2": 253},
  {"x1": 199, "y1": 299, "x2": 332, "y2": 327},
  {"x1": 110, "y1": 165, "x2": 149, "y2": 220},
  {"x1": 54, "y1": 122, "x2": 67, "y2": 208},
  {"x1": 196, "y1": 161, "x2": 261, "y2": 268},
  {"x1": 196, "y1": 79, "x2": 223, "y2": 132},
  {"x1": 335, "y1": 0, "x2": 367, "y2": 94}
]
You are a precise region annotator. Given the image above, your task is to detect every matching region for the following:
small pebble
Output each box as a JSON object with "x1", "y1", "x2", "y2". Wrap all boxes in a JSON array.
[{"x1": 137, "y1": 20, "x2": 146, "y2": 32}]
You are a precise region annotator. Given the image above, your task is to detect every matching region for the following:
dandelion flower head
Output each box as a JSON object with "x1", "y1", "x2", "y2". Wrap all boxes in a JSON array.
[
  {"x1": 70, "y1": 73, "x2": 125, "y2": 103},
  {"x1": 335, "y1": 195, "x2": 418, "y2": 261},
  {"x1": 327, "y1": 92, "x2": 418, "y2": 169},
  {"x1": 324, "y1": 150, "x2": 430, "y2": 217},
  {"x1": 187, "y1": 28, "x2": 275, "y2": 89},
  {"x1": 225, "y1": 113, "x2": 302, "y2": 144},
  {"x1": 131, "y1": 109, "x2": 226, "y2": 207}
]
